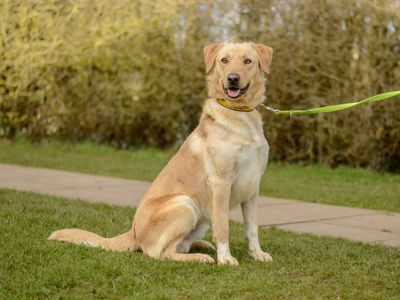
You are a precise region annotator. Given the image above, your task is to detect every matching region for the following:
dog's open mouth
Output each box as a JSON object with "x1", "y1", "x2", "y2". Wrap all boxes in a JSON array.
[{"x1": 223, "y1": 83, "x2": 249, "y2": 99}]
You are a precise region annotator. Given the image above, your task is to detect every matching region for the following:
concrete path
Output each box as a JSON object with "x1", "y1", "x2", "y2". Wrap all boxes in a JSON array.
[{"x1": 1, "y1": 163, "x2": 399, "y2": 247}]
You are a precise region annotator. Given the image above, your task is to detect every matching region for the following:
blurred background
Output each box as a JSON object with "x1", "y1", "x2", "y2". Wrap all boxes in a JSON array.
[{"x1": 1, "y1": 0, "x2": 399, "y2": 172}]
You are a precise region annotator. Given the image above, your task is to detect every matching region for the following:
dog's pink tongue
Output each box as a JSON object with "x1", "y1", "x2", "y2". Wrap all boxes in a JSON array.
[{"x1": 228, "y1": 88, "x2": 240, "y2": 98}]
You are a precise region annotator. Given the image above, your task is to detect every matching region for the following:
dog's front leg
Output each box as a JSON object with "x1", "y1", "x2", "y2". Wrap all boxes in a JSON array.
[
  {"x1": 241, "y1": 195, "x2": 273, "y2": 262},
  {"x1": 211, "y1": 178, "x2": 238, "y2": 265}
]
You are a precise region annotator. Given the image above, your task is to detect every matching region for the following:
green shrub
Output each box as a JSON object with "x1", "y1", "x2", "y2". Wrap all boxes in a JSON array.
[{"x1": 1, "y1": 0, "x2": 399, "y2": 171}]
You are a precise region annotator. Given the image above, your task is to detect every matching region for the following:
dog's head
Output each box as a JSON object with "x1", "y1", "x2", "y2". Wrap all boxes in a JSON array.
[{"x1": 204, "y1": 42, "x2": 273, "y2": 106}]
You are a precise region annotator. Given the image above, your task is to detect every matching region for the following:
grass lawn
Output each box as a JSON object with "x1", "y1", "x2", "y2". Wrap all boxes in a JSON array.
[
  {"x1": 1, "y1": 189, "x2": 399, "y2": 299},
  {"x1": 1, "y1": 139, "x2": 400, "y2": 212}
]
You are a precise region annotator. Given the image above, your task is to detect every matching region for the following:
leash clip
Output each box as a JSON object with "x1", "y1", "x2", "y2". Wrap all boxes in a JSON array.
[{"x1": 259, "y1": 103, "x2": 280, "y2": 114}]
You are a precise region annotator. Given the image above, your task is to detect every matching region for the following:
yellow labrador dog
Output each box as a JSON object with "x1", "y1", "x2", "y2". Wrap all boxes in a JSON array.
[{"x1": 49, "y1": 42, "x2": 273, "y2": 265}]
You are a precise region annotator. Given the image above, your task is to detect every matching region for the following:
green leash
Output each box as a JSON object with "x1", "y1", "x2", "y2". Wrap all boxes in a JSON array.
[{"x1": 260, "y1": 90, "x2": 400, "y2": 116}]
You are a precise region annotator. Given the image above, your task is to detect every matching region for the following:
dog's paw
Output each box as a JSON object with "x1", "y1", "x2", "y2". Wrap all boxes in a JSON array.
[
  {"x1": 196, "y1": 253, "x2": 215, "y2": 264},
  {"x1": 191, "y1": 240, "x2": 216, "y2": 251},
  {"x1": 218, "y1": 254, "x2": 239, "y2": 266},
  {"x1": 249, "y1": 249, "x2": 273, "y2": 262}
]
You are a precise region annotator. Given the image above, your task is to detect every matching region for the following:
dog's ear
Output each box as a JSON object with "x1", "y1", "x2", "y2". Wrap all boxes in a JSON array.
[
  {"x1": 204, "y1": 43, "x2": 223, "y2": 74},
  {"x1": 254, "y1": 44, "x2": 273, "y2": 74}
]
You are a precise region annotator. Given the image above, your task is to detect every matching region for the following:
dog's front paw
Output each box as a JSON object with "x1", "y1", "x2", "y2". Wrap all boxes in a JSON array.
[
  {"x1": 218, "y1": 254, "x2": 239, "y2": 265},
  {"x1": 249, "y1": 249, "x2": 273, "y2": 262}
]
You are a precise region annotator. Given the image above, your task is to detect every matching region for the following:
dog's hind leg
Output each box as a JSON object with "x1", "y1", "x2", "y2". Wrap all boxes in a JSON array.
[
  {"x1": 177, "y1": 220, "x2": 215, "y2": 253},
  {"x1": 161, "y1": 223, "x2": 215, "y2": 264},
  {"x1": 139, "y1": 195, "x2": 214, "y2": 264},
  {"x1": 162, "y1": 248, "x2": 215, "y2": 263}
]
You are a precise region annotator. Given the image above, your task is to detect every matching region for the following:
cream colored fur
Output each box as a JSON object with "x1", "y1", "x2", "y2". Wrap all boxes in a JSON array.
[{"x1": 49, "y1": 42, "x2": 274, "y2": 265}]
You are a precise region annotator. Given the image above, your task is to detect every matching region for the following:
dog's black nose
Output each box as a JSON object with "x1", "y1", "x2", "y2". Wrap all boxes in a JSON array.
[{"x1": 227, "y1": 73, "x2": 240, "y2": 85}]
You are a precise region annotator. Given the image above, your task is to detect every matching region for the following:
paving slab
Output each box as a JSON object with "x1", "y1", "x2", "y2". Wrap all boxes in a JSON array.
[
  {"x1": 0, "y1": 163, "x2": 150, "y2": 206},
  {"x1": 230, "y1": 200, "x2": 378, "y2": 226},
  {"x1": 43, "y1": 185, "x2": 146, "y2": 207},
  {"x1": 379, "y1": 239, "x2": 400, "y2": 247},
  {"x1": 257, "y1": 197, "x2": 299, "y2": 206},
  {"x1": 1, "y1": 163, "x2": 399, "y2": 248},
  {"x1": 276, "y1": 221, "x2": 398, "y2": 245},
  {"x1": 320, "y1": 213, "x2": 400, "y2": 234}
]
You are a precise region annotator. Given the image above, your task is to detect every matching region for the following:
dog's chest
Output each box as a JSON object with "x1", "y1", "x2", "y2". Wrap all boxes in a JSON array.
[{"x1": 230, "y1": 136, "x2": 269, "y2": 206}]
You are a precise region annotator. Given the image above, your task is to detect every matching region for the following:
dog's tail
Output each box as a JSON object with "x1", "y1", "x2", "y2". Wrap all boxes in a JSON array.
[{"x1": 48, "y1": 228, "x2": 137, "y2": 252}]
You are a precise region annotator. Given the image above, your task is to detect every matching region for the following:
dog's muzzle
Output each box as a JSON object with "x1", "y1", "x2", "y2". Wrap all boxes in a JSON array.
[
  {"x1": 223, "y1": 83, "x2": 249, "y2": 99},
  {"x1": 223, "y1": 73, "x2": 249, "y2": 99}
]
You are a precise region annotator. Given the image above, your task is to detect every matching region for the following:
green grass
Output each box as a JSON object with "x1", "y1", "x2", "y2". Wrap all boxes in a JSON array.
[
  {"x1": 1, "y1": 138, "x2": 400, "y2": 212},
  {"x1": 1, "y1": 189, "x2": 399, "y2": 299}
]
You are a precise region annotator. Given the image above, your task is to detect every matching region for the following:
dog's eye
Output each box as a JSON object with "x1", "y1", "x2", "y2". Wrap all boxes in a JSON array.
[
  {"x1": 244, "y1": 58, "x2": 252, "y2": 64},
  {"x1": 221, "y1": 57, "x2": 228, "y2": 64}
]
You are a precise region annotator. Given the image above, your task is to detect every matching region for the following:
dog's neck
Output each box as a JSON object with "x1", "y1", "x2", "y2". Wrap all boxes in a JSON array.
[
  {"x1": 201, "y1": 97, "x2": 264, "y2": 141},
  {"x1": 216, "y1": 98, "x2": 256, "y2": 112}
]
